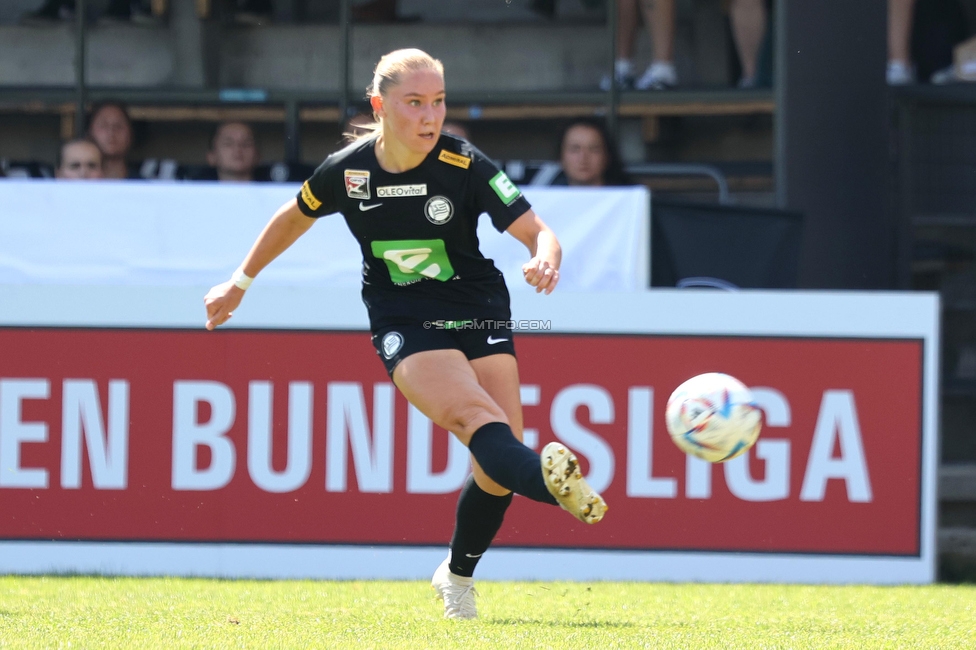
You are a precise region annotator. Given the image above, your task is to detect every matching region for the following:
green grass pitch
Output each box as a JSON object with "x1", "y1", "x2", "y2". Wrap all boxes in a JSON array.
[{"x1": 1, "y1": 576, "x2": 975, "y2": 649}]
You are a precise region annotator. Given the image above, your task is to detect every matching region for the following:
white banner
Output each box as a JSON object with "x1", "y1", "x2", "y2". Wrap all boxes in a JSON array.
[{"x1": 0, "y1": 180, "x2": 649, "y2": 291}]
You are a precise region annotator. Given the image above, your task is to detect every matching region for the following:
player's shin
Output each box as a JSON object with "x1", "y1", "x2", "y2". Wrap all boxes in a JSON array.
[
  {"x1": 448, "y1": 475, "x2": 513, "y2": 577},
  {"x1": 466, "y1": 422, "x2": 558, "y2": 505}
]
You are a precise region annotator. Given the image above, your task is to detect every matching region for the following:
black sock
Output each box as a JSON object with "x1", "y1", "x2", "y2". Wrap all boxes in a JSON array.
[
  {"x1": 448, "y1": 475, "x2": 513, "y2": 578},
  {"x1": 466, "y1": 422, "x2": 557, "y2": 505}
]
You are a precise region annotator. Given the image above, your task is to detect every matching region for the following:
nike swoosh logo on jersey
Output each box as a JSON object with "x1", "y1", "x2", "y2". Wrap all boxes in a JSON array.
[
  {"x1": 487, "y1": 336, "x2": 509, "y2": 345},
  {"x1": 359, "y1": 202, "x2": 383, "y2": 211}
]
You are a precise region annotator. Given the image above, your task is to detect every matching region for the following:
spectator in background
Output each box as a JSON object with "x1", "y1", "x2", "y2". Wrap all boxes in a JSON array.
[
  {"x1": 889, "y1": 0, "x2": 968, "y2": 85},
  {"x1": 55, "y1": 138, "x2": 104, "y2": 180},
  {"x1": 87, "y1": 101, "x2": 179, "y2": 180},
  {"x1": 206, "y1": 121, "x2": 260, "y2": 182},
  {"x1": 552, "y1": 118, "x2": 633, "y2": 187},
  {"x1": 186, "y1": 121, "x2": 314, "y2": 182},
  {"x1": 87, "y1": 102, "x2": 135, "y2": 180},
  {"x1": 888, "y1": 0, "x2": 917, "y2": 84},
  {"x1": 727, "y1": 0, "x2": 768, "y2": 89},
  {"x1": 602, "y1": 0, "x2": 678, "y2": 90}
]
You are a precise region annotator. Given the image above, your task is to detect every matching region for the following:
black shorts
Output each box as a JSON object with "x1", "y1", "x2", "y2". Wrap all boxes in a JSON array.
[{"x1": 371, "y1": 319, "x2": 516, "y2": 377}]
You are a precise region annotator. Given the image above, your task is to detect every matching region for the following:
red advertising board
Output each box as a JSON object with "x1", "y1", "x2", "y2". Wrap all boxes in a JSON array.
[{"x1": 0, "y1": 328, "x2": 922, "y2": 556}]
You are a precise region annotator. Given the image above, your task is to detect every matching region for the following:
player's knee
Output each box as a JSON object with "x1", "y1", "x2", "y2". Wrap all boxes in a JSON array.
[{"x1": 445, "y1": 400, "x2": 507, "y2": 438}]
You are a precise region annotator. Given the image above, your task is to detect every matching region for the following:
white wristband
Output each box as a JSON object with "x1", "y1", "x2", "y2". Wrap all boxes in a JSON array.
[{"x1": 231, "y1": 267, "x2": 254, "y2": 291}]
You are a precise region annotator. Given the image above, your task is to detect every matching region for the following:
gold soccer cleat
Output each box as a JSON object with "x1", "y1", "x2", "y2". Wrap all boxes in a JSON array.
[{"x1": 541, "y1": 442, "x2": 608, "y2": 524}]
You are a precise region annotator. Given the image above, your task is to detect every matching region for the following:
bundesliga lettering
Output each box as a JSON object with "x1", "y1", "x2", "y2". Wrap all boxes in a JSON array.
[
  {"x1": 0, "y1": 374, "x2": 875, "y2": 503},
  {"x1": 377, "y1": 184, "x2": 428, "y2": 198}
]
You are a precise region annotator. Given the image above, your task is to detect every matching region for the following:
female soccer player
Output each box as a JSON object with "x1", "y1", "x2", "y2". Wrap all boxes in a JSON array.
[{"x1": 204, "y1": 48, "x2": 607, "y2": 620}]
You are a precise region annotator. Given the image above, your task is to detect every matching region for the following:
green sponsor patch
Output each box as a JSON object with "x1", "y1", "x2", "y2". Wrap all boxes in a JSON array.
[
  {"x1": 443, "y1": 320, "x2": 474, "y2": 330},
  {"x1": 489, "y1": 170, "x2": 521, "y2": 205},
  {"x1": 370, "y1": 238, "x2": 455, "y2": 284}
]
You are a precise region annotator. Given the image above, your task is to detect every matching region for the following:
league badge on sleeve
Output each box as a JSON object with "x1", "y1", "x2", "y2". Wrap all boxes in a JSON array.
[
  {"x1": 344, "y1": 169, "x2": 371, "y2": 200},
  {"x1": 489, "y1": 170, "x2": 521, "y2": 206}
]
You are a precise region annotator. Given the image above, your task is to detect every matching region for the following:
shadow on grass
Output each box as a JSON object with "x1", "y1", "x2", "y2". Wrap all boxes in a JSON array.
[{"x1": 487, "y1": 618, "x2": 636, "y2": 629}]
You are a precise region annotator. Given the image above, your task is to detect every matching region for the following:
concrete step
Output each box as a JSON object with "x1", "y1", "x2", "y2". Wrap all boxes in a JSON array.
[
  {"x1": 939, "y1": 527, "x2": 976, "y2": 554},
  {"x1": 941, "y1": 463, "x2": 976, "y2": 501},
  {"x1": 0, "y1": 0, "x2": 737, "y2": 90}
]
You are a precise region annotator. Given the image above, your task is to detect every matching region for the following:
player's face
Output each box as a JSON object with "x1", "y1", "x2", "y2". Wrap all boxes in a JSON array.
[
  {"x1": 56, "y1": 141, "x2": 103, "y2": 180},
  {"x1": 561, "y1": 124, "x2": 609, "y2": 187},
  {"x1": 208, "y1": 123, "x2": 259, "y2": 178},
  {"x1": 381, "y1": 69, "x2": 446, "y2": 155}
]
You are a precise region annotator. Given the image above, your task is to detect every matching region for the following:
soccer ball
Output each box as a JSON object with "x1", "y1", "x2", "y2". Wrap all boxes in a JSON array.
[{"x1": 665, "y1": 372, "x2": 762, "y2": 463}]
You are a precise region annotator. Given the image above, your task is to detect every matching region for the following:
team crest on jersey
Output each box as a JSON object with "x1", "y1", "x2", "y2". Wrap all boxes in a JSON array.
[
  {"x1": 425, "y1": 196, "x2": 454, "y2": 225},
  {"x1": 381, "y1": 332, "x2": 403, "y2": 359},
  {"x1": 344, "y1": 169, "x2": 370, "y2": 200}
]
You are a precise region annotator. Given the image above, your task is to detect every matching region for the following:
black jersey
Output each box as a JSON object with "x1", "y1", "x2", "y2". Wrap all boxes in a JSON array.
[{"x1": 296, "y1": 133, "x2": 531, "y2": 330}]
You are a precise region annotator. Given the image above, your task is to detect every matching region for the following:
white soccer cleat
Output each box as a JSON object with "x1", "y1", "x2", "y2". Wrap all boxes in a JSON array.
[
  {"x1": 541, "y1": 442, "x2": 608, "y2": 524},
  {"x1": 431, "y1": 557, "x2": 478, "y2": 620}
]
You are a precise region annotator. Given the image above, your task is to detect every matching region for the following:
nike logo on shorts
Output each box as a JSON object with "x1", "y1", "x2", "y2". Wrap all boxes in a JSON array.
[
  {"x1": 359, "y1": 202, "x2": 383, "y2": 211},
  {"x1": 487, "y1": 336, "x2": 508, "y2": 345},
  {"x1": 465, "y1": 553, "x2": 483, "y2": 558}
]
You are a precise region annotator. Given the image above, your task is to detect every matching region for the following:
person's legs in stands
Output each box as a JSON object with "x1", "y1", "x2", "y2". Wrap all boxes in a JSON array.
[
  {"x1": 601, "y1": 0, "x2": 639, "y2": 89},
  {"x1": 887, "y1": 0, "x2": 916, "y2": 85},
  {"x1": 634, "y1": 0, "x2": 677, "y2": 89},
  {"x1": 616, "y1": 0, "x2": 640, "y2": 84},
  {"x1": 729, "y1": 0, "x2": 768, "y2": 88}
]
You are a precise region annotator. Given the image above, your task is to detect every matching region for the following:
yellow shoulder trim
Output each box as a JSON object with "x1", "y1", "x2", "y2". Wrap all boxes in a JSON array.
[{"x1": 300, "y1": 180, "x2": 322, "y2": 210}]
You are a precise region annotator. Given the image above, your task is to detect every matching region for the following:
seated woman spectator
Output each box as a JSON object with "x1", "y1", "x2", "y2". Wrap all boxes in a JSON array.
[
  {"x1": 87, "y1": 102, "x2": 137, "y2": 180},
  {"x1": 55, "y1": 138, "x2": 104, "y2": 180},
  {"x1": 206, "y1": 121, "x2": 260, "y2": 182},
  {"x1": 87, "y1": 101, "x2": 179, "y2": 180},
  {"x1": 184, "y1": 120, "x2": 315, "y2": 182},
  {"x1": 551, "y1": 117, "x2": 634, "y2": 187}
]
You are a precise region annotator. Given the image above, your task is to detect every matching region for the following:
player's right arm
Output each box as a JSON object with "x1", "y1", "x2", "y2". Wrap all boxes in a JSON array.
[{"x1": 204, "y1": 198, "x2": 315, "y2": 330}]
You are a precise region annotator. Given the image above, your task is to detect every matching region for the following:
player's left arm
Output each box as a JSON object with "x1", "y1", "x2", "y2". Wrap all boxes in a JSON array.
[{"x1": 506, "y1": 209, "x2": 561, "y2": 295}]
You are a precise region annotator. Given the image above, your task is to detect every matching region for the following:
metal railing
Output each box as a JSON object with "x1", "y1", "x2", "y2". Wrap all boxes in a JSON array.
[{"x1": 626, "y1": 163, "x2": 732, "y2": 205}]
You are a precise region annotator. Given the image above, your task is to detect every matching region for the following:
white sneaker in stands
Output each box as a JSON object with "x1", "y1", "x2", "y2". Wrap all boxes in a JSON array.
[
  {"x1": 635, "y1": 61, "x2": 678, "y2": 90},
  {"x1": 887, "y1": 60, "x2": 915, "y2": 86}
]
